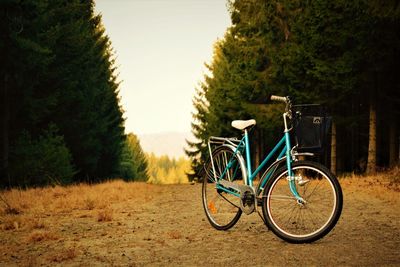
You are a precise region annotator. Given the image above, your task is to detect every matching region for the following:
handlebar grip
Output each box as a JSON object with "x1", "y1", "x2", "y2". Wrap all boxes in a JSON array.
[{"x1": 270, "y1": 95, "x2": 287, "y2": 103}]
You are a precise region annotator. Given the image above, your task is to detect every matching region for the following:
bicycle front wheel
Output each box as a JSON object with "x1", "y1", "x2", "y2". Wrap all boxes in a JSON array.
[
  {"x1": 262, "y1": 161, "x2": 343, "y2": 243},
  {"x1": 202, "y1": 146, "x2": 245, "y2": 230}
]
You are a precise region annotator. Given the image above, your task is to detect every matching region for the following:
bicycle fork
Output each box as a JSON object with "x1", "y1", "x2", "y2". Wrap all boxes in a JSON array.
[{"x1": 283, "y1": 112, "x2": 305, "y2": 203}]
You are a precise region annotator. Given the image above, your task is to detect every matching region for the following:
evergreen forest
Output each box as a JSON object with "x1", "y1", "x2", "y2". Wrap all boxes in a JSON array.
[
  {"x1": 1, "y1": 0, "x2": 399, "y2": 187},
  {"x1": 0, "y1": 0, "x2": 148, "y2": 187},
  {"x1": 187, "y1": 0, "x2": 400, "y2": 180}
]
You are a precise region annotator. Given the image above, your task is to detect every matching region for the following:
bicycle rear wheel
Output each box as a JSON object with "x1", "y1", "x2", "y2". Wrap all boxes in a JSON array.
[
  {"x1": 202, "y1": 146, "x2": 245, "y2": 230},
  {"x1": 262, "y1": 161, "x2": 342, "y2": 243}
]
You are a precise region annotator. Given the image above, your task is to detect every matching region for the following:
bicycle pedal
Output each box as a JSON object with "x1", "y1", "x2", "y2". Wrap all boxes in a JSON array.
[{"x1": 257, "y1": 198, "x2": 262, "y2": 206}]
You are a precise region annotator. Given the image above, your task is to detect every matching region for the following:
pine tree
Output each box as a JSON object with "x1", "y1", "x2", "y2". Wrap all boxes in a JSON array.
[
  {"x1": 46, "y1": 1, "x2": 125, "y2": 181},
  {"x1": 185, "y1": 84, "x2": 210, "y2": 181},
  {"x1": 1, "y1": 0, "x2": 126, "y2": 186},
  {"x1": 118, "y1": 133, "x2": 148, "y2": 181},
  {"x1": 0, "y1": 0, "x2": 70, "y2": 186}
]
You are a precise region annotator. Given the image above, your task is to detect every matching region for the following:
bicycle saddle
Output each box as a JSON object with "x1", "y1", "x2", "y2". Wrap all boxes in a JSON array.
[{"x1": 231, "y1": 119, "x2": 256, "y2": 130}]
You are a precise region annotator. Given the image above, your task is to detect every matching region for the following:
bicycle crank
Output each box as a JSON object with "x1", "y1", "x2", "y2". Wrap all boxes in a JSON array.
[
  {"x1": 217, "y1": 180, "x2": 256, "y2": 215},
  {"x1": 240, "y1": 188, "x2": 256, "y2": 215}
]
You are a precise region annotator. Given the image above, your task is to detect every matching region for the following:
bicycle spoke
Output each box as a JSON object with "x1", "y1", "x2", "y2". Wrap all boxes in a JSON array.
[{"x1": 266, "y1": 194, "x2": 297, "y2": 201}]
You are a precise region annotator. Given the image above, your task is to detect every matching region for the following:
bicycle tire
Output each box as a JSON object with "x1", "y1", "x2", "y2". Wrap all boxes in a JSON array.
[
  {"x1": 261, "y1": 161, "x2": 343, "y2": 243},
  {"x1": 202, "y1": 145, "x2": 246, "y2": 230}
]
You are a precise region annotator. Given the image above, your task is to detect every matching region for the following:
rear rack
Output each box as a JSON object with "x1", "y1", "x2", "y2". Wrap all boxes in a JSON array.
[{"x1": 209, "y1": 136, "x2": 241, "y2": 147}]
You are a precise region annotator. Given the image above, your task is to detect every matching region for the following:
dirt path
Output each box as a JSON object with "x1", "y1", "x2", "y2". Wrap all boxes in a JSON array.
[{"x1": 0, "y1": 179, "x2": 399, "y2": 266}]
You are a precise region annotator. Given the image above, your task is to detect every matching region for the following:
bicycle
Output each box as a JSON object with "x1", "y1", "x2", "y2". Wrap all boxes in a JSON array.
[{"x1": 202, "y1": 95, "x2": 343, "y2": 243}]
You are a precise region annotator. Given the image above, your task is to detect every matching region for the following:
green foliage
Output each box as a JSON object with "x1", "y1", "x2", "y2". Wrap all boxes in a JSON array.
[
  {"x1": 188, "y1": 0, "x2": 400, "y2": 176},
  {"x1": 0, "y1": 0, "x2": 126, "y2": 186},
  {"x1": 118, "y1": 134, "x2": 149, "y2": 182},
  {"x1": 9, "y1": 125, "x2": 75, "y2": 186},
  {"x1": 147, "y1": 154, "x2": 190, "y2": 184},
  {"x1": 280, "y1": 0, "x2": 400, "y2": 170},
  {"x1": 44, "y1": 1, "x2": 125, "y2": 181}
]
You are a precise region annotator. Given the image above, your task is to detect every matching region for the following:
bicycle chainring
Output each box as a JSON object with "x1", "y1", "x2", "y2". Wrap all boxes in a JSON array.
[{"x1": 239, "y1": 187, "x2": 256, "y2": 215}]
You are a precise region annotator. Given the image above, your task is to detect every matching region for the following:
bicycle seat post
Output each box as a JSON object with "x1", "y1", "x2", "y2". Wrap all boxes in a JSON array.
[{"x1": 244, "y1": 129, "x2": 252, "y2": 185}]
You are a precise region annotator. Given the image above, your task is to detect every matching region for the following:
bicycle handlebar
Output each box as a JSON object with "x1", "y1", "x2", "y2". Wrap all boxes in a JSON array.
[{"x1": 270, "y1": 95, "x2": 288, "y2": 103}]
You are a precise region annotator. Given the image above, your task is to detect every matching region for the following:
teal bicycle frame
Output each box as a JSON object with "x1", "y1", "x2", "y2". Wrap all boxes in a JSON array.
[{"x1": 212, "y1": 111, "x2": 303, "y2": 201}]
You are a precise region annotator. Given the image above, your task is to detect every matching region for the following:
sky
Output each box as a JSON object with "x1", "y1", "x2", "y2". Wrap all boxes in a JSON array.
[{"x1": 94, "y1": 0, "x2": 231, "y2": 135}]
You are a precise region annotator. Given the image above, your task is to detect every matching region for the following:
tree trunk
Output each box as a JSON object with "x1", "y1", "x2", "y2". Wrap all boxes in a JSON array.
[
  {"x1": 1, "y1": 73, "x2": 10, "y2": 184},
  {"x1": 389, "y1": 122, "x2": 398, "y2": 167},
  {"x1": 330, "y1": 122, "x2": 337, "y2": 175},
  {"x1": 366, "y1": 97, "x2": 377, "y2": 174}
]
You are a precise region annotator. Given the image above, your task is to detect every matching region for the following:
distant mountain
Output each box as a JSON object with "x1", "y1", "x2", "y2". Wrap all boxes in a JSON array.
[{"x1": 138, "y1": 132, "x2": 194, "y2": 158}]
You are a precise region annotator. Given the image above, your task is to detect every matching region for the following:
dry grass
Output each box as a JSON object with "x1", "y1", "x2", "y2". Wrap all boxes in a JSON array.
[
  {"x1": 84, "y1": 197, "x2": 96, "y2": 210},
  {"x1": 0, "y1": 180, "x2": 156, "y2": 246},
  {"x1": 0, "y1": 180, "x2": 153, "y2": 216},
  {"x1": 1, "y1": 216, "x2": 21, "y2": 231},
  {"x1": 0, "y1": 171, "x2": 397, "y2": 226},
  {"x1": 47, "y1": 248, "x2": 78, "y2": 263},
  {"x1": 386, "y1": 166, "x2": 400, "y2": 190},
  {"x1": 2, "y1": 216, "x2": 47, "y2": 233},
  {"x1": 29, "y1": 217, "x2": 46, "y2": 230},
  {"x1": 339, "y1": 166, "x2": 400, "y2": 202},
  {"x1": 0, "y1": 171, "x2": 397, "y2": 221},
  {"x1": 26, "y1": 230, "x2": 59, "y2": 243},
  {"x1": 0, "y1": 181, "x2": 158, "y2": 265},
  {"x1": 97, "y1": 208, "x2": 113, "y2": 222}
]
